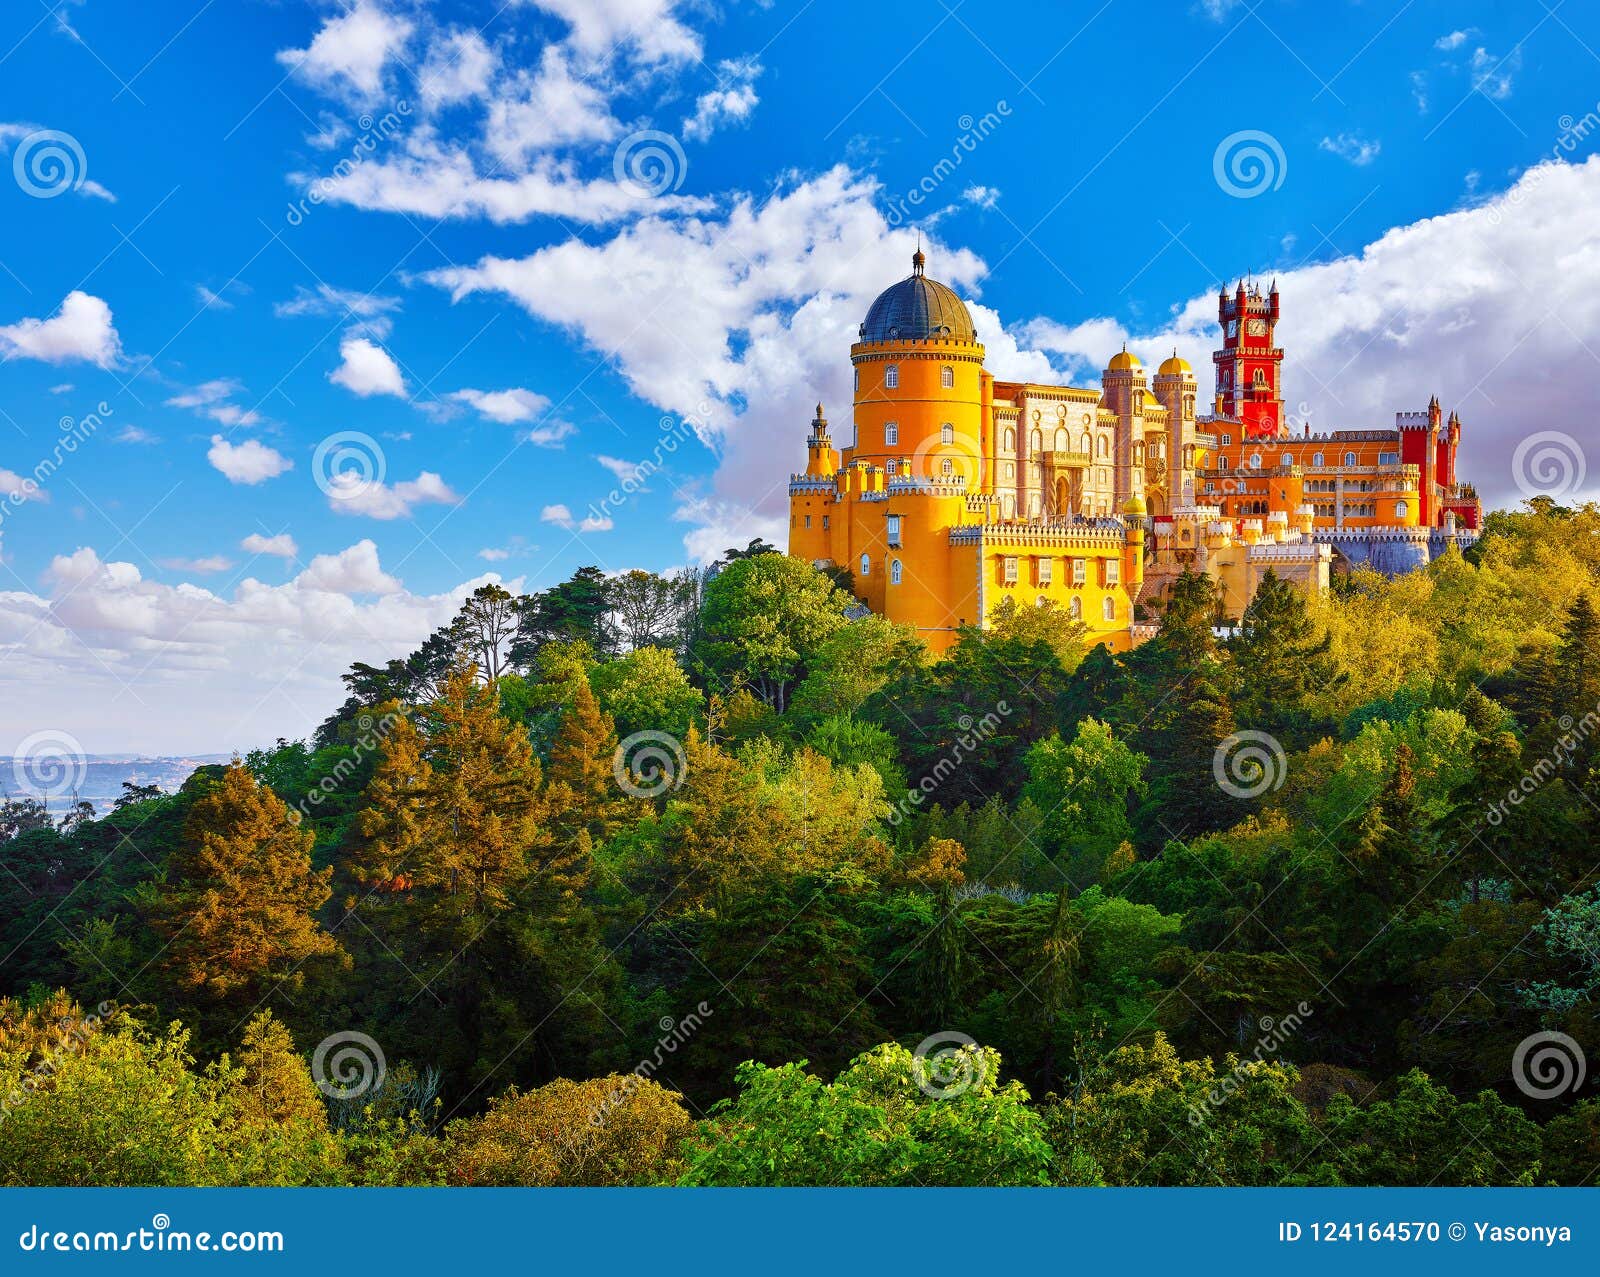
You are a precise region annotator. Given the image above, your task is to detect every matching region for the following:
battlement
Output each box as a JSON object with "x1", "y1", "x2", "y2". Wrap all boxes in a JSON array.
[
  {"x1": 788, "y1": 476, "x2": 836, "y2": 492},
  {"x1": 950, "y1": 518, "x2": 1127, "y2": 548}
]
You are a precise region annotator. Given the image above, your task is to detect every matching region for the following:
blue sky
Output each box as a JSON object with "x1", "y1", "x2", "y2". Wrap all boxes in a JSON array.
[{"x1": 2, "y1": 0, "x2": 1599, "y2": 754}]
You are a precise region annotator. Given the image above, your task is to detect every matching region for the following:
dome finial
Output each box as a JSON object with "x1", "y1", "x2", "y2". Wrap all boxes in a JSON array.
[{"x1": 912, "y1": 233, "x2": 925, "y2": 276}]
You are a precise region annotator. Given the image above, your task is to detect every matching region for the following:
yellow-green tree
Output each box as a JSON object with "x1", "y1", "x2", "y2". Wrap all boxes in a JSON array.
[{"x1": 150, "y1": 762, "x2": 335, "y2": 1003}]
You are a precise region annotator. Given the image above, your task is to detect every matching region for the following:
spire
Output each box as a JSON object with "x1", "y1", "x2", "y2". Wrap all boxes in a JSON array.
[{"x1": 912, "y1": 235, "x2": 925, "y2": 276}]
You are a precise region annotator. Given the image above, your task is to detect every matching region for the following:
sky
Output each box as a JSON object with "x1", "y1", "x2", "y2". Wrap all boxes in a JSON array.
[{"x1": 1, "y1": 0, "x2": 1598, "y2": 756}]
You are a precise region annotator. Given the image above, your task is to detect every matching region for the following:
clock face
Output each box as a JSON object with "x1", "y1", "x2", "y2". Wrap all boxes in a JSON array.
[{"x1": 1246, "y1": 318, "x2": 1268, "y2": 336}]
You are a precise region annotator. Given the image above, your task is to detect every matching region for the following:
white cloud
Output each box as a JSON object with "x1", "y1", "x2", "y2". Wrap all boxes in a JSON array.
[
  {"x1": 596, "y1": 454, "x2": 647, "y2": 486},
  {"x1": 275, "y1": 283, "x2": 401, "y2": 323},
  {"x1": 1319, "y1": 133, "x2": 1381, "y2": 166},
  {"x1": 48, "y1": 383, "x2": 73, "y2": 394},
  {"x1": 485, "y1": 45, "x2": 621, "y2": 162},
  {"x1": 683, "y1": 59, "x2": 761, "y2": 142},
  {"x1": 1469, "y1": 46, "x2": 1518, "y2": 100},
  {"x1": 277, "y1": 0, "x2": 413, "y2": 100},
  {"x1": 418, "y1": 28, "x2": 498, "y2": 110},
  {"x1": 1435, "y1": 29, "x2": 1475, "y2": 50},
  {"x1": 0, "y1": 544, "x2": 503, "y2": 753},
  {"x1": 296, "y1": 539, "x2": 399, "y2": 594},
  {"x1": 195, "y1": 284, "x2": 233, "y2": 310},
  {"x1": 0, "y1": 468, "x2": 48, "y2": 503},
  {"x1": 478, "y1": 546, "x2": 511, "y2": 561},
  {"x1": 963, "y1": 184, "x2": 1002, "y2": 210},
  {"x1": 166, "y1": 378, "x2": 263, "y2": 428},
  {"x1": 329, "y1": 336, "x2": 406, "y2": 398},
  {"x1": 0, "y1": 291, "x2": 120, "y2": 368},
  {"x1": 207, "y1": 435, "x2": 292, "y2": 485},
  {"x1": 450, "y1": 386, "x2": 551, "y2": 423},
  {"x1": 113, "y1": 425, "x2": 158, "y2": 444},
  {"x1": 160, "y1": 555, "x2": 234, "y2": 573},
  {"x1": 541, "y1": 502, "x2": 612, "y2": 533},
  {"x1": 326, "y1": 470, "x2": 458, "y2": 520},
  {"x1": 241, "y1": 532, "x2": 298, "y2": 559},
  {"x1": 524, "y1": 419, "x2": 577, "y2": 447},
  {"x1": 515, "y1": 0, "x2": 701, "y2": 66}
]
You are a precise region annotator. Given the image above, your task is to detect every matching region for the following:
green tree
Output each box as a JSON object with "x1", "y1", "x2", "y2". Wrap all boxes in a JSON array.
[
  {"x1": 149, "y1": 762, "x2": 336, "y2": 1005},
  {"x1": 695, "y1": 554, "x2": 851, "y2": 711}
]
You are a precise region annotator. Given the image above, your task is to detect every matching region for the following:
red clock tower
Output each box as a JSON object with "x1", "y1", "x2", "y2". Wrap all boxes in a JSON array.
[{"x1": 1213, "y1": 279, "x2": 1283, "y2": 440}]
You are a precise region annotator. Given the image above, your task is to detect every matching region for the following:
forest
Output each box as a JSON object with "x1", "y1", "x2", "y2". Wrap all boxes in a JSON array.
[{"x1": 2, "y1": 500, "x2": 1599, "y2": 1187}]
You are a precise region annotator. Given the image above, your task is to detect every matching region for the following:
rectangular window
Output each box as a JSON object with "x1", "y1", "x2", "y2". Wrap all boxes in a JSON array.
[
  {"x1": 1037, "y1": 557, "x2": 1052, "y2": 584},
  {"x1": 804, "y1": 515, "x2": 811, "y2": 528},
  {"x1": 1003, "y1": 556, "x2": 1018, "y2": 584},
  {"x1": 822, "y1": 515, "x2": 829, "y2": 529},
  {"x1": 886, "y1": 461, "x2": 897, "y2": 476},
  {"x1": 884, "y1": 422, "x2": 898, "y2": 446},
  {"x1": 1104, "y1": 558, "x2": 1120, "y2": 586},
  {"x1": 887, "y1": 515, "x2": 902, "y2": 548},
  {"x1": 1072, "y1": 558, "x2": 1087, "y2": 586},
  {"x1": 1222, "y1": 434, "x2": 1232, "y2": 445}
]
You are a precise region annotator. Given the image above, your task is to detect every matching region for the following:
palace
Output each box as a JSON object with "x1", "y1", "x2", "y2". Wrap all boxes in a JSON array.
[{"x1": 787, "y1": 250, "x2": 1481, "y2": 653}]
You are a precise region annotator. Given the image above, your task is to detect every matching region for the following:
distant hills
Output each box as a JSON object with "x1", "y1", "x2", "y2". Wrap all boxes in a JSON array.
[{"x1": 2, "y1": 754, "x2": 234, "y2": 816}]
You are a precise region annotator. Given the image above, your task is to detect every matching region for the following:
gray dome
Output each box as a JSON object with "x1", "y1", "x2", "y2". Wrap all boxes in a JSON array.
[{"x1": 858, "y1": 250, "x2": 977, "y2": 343}]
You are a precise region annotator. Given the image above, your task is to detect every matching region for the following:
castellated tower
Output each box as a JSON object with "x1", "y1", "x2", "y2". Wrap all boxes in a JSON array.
[
  {"x1": 1152, "y1": 351, "x2": 1198, "y2": 512},
  {"x1": 1214, "y1": 279, "x2": 1283, "y2": 439}
]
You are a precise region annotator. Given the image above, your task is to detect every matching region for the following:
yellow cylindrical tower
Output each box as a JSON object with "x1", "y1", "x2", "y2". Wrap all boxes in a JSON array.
[
  {"x1": 1122, "y1": 493, "x2": 1146, "y2": 596},
  {"x1": 850, "y1": 249, "x2": 986, "y2": 489}
]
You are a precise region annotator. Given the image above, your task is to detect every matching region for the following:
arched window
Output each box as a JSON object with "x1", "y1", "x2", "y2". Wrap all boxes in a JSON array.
[
  {"x1": 1097, "y1": 435, "x2": 1109, "y2": 457},
  {"x1": 1312, "y1": 452, "x2": 1324, "y2": 467},
  {"x1": 1282, "y1": 454, "x2": 1294, "y2": 467},
  {"x1": 941, "y1": 422, "x2": 954, "y2": 444},
  {"x1": 1081, "y1": 433, "x2": 1092, "y2": 454},
  {"x1": 853, "y1": 369, "x2": 859, "y2": 392},
  {"x1": 1395, "y1": 500, "x2": 1409, "y2": 520},
  {"x1": 1055, "y1": 428, "x2": 1068, "y2": 450},
  {"x1": 1004, "y1": 462, "x2": 1015, "y2": 480},
  {"x1": 859, "y1": 553, "x2": 870, "y2": 576},
  {"x1": 884, "y1": 364, "x2": 899, "y2": 388},
  {"x1": 1036, "y1": 595, "x2": 1048, "y2": 608},
  {"x1": 886, "y1": 460, "x2": 897, "y2": 476},
  {"x1": 884, "y1": 422, "x2": 898, "y2": 445},
  {"x1": 1028, "y1": 494, "x2": 1041, "y2": 518},
  {"x1": 891, "y1": 559, "x2": 903, "y2": 585},
  {"x1": 940, "y1": 365, "x2": 954, "y2": 388},
  {"x1": 1030, "y1": 429, "x2": 1043, "y2": 452},
  {"x1": 1003, "y1": 428, "x2": 1016, "y2": 451},
  {"x1": 941, "y1": 458, "x2": 953, "y2": 476},
  {"x1": 1249, "y1": 453, "x2": 1262, "y2": 469},
  {"x1": 1102, "y1": 596, "x2": 1116, "y2": 621},
  {"x1": 1344, "y1": 451, "x2": 1356, "y2": 466},
  {"x1": 1069, "y1": 596, "x2": 1082, "y2": 620}
]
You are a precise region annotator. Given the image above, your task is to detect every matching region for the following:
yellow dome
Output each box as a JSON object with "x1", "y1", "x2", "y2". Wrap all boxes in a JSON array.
[
  {"x1": 1122, "y1": 493, "x2": 1148, "y2": 517},
  {"x1": 1107, "y1": 346, "x2": 1141, "y2": 372},
  {"x1": 1158, "y1": 350, "x2": 1192, "y2": 375}
]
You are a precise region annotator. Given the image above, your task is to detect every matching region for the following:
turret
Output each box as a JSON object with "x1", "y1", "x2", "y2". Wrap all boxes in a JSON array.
[
  {"x1": 1122, "y1": 493, "x2": 1146, "y2": 596},
  {"x1": 805, "y1": 402, "x2": 838, "y2": 478}
]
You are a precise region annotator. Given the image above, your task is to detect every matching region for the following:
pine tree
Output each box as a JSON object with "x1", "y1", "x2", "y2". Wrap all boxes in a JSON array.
[
  {"x1": 151, "y1": 762, "x2": 336, "y2": 1003},
  {"x1": 543, "y1": 677, "x2": 625, "y2": 849},
  {"x1": 1228, "y1": 568, "x2": 1343, "y2": 749},
  {"x1": 914, "y1": 883, "x2": 968, "y2": 1027}
]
